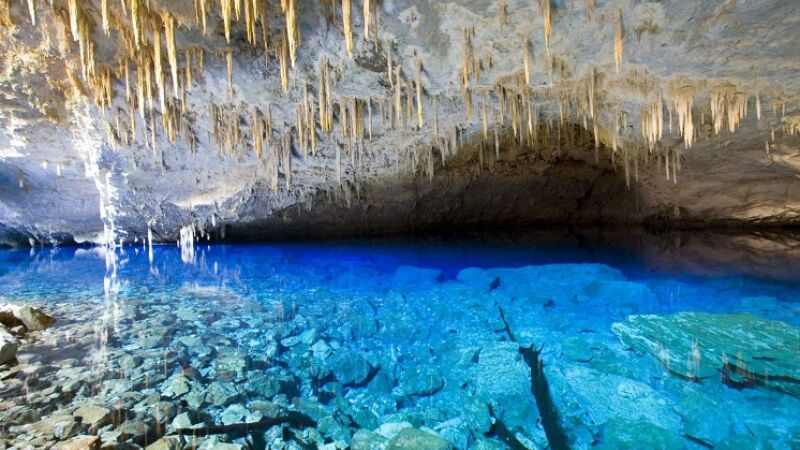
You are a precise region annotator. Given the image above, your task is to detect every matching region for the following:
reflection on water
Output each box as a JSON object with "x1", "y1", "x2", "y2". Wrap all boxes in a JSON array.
[{"x1": 0, "y1": 230, "x2": 799, "y2": 449}]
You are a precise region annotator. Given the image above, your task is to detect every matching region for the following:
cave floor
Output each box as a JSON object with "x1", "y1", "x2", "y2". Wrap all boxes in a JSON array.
[{"x1": 1, "y1": 231, "x2": 800, "y2": 449}]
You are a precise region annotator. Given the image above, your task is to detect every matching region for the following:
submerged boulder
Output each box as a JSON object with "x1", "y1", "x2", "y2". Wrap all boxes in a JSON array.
[
  {"x1": 545, "y1": 363, "x2": 683, "y2": 448},
  {"x1": 612, "y1": 312, "x2": 800, "y2": 396},
  {"x1": 391, "y1": 266, "x2": 444, "y2": 291},
  {"x1": 0, "y1": 304, "x2": 56, "y2": 332},
  {"x1": 0, "y1": 325, "x2": 18, "y2": 365},
  {"x1": 385, "y1": 427, "x2": 451, "y2": 450},
  {"x1": 327, "y1": 349, "x2": 372, "y2": 386}
]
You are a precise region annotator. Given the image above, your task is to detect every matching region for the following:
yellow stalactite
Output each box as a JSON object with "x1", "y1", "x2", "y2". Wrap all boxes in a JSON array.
[
  {"x1": 279, "y1": 30, "x2": 290, "y2": 92},
  {"x1": 221, "y1": 0, "x2": 232, "y2": 43},
  {"x1": 27, "y1": 0, "x2": 35, "y2": 26},
  {"x1": 68, "y1": 0, "x2": 79, "y2": 40},
  {"x1": 542, "y1": 0, "x2": 551, "y2": 55},
  {"x1": 131, "y1": 0, "x2": 141, "y2": 47},
  {"x1": 672, "y1": 85, "x2": 695, "y2": 149},
  {"x1": 200, "y1": 0, "x2": 208, "y2": 34},
  {"x1": 343, "y1": 0, "x2": 354, "y2": 57},
  {"x1": 523, "y1": 38, "x2": 531, "y2": 85},
  {"x1": 101, "y1": 0, "x2": 110, "y2": 34},
  {"x1": 363, "y1": 0, "x2": 371, "y2": 41},
  {"x1": 152, "y1": 21, "x2": 166, "y2": 112},
  {"x1": 185, "y1": 49, "x2": 193, "y2": 88},
  {"x1": 286, "y1": 0, "x2": 299, "y2": 67},
  {"x1": 614, "y1": 10, "x2": 623, "y2": 74},
  {"x1": 415, "y1": 57, "x2": 424, "y2": 129},
  {"x1": 641, "y1": 98, "x2": 663, "y2": 151},
  {"x1": 163, "y1": 13, "x2": 179, "y2": 98}
]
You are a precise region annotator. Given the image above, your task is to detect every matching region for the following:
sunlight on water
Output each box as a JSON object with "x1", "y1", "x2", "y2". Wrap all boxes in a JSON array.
[{"x1": 0, "y1": 234, "x2": 799, "y2": 449}]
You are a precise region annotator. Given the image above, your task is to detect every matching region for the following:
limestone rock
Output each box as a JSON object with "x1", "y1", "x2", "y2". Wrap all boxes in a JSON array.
[
  {"x1": 596, "y1": 418, "x2": 684, "y2": 449},
  {"x1": 0, "y1": 326, "x2": 17, "y2": 366},
  {"x1": 73, "y1": 405, "x2": 111, "y2": 429},
  {"x1": 612, "y1": 312, "x2": 800, "y2": 395},
  {"x1": 385, "y1": 428, "x2": 451, "y2": 450},
  {"x1": 52, "y1": 436, "x2": 100, "y2": 450},
  {"x1": 327, "y1": 350, "x2": 372, "y2": 386},
  {"x1": 399, "y1": 366, "x2": 444, "y2": 397},
  {"x1": 545, "y1": 363, "x2": 683, "y2": 448},
  {"x1": 0, "y1": 305, "x2": 55, "y2": 332}
]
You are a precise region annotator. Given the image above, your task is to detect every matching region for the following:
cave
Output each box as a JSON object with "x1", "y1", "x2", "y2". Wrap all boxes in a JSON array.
[{"x1": 1, "y1": 1, "x2": 800, "y2": 449}]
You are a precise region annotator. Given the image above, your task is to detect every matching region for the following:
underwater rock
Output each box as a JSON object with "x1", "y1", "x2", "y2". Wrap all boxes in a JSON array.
[
  {"x1": 0, "y1": 326, "x2": 17, "y2": 365},
  {"x1": 674, "y1": 392, "x2": 732, "y2": 446},
  {"x1": 456, "y1": 268, "x2": 500, "y2": 292},
  {"x1": 385, "y1": 427, "x2": 452, "y2": 450},
  {"x1": 327, "y1": 349, "x2": 372, "y2": 386},
  {"x1": 0, "y1": 304, "x2": 56, "y2": 332},
  {"x1": 214, "y1": 351, "x2": 248, "y2": 380},
  {"x1": 595, "y1": 418, "x2": 684, "y2": 449},
  {"x1": 351, "y1": 429, "x2": 388, "y2": 450},
  {"x1": 72, "y1": 405, "x2": 111, "y2": 430},
  {"x1": 399, "y1": 366, "x2": 444, "y2": 397},
  {"x1": 612, "y1": 312, "x2": 800, "y2": 396},
  {"x1": 544, "y1": 363, "x2": 683, "y2": 448},
  {"x1": 245, "y1": 369, "x2": 299, "y2": 399},
  {"x1": 52, "y1": 435, "x2": 100, "y2": 450},
  {"x1": 145, "y1": 437, "x2": 183, "y2": 450},
  {"x1": 205, "y1": 381, "x2": 241, "y2": 407},
  {"x1": 391, "y1": 266, "x2": 444, "y2": 291},
  {"x1": 471, "y1": 341, "x2": 546, "y2": 444},
  {"x1": 161, "y1": 374, "x2": 191, "y2": 398}
]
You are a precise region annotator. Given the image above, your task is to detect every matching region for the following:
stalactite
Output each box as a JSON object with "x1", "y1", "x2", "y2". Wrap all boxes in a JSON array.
[
  {"x1": 285, "y1": 0, "x2": 298, "y2": 66},
  {"x1": 363, "y1": 0, "x2": 371, "y2": 41},
  {"x1": 163, "y1": 13, "x2": 179, "y2": 98},
  {"x1": 130, "y1": 0, "x2": 141, "y2": 47},
  {"x1": 244, "y1": 0, "x2": 255, "y2": 45},
  {"x1": 710, "y1": 84, "x2": 745, "y2": 134},
  {"x1": 541, "y1": 0, "x2": 551, "y2": 55},
  {"x1": 342, "y1": 0, "x2": 353, "y2": 57},
  {"x1": 614, "y1": 10, "x2": 623, "y2": 74},
  {"x1": 523, "y1": 38, "x2": 531, "y2": 86},
  {"x1": 415, "y1": 56, "x2": 424, "y2": 129},
  {"x1": 672, "y1": 85, "x2": 695, "y2": 149},
  {"x1": 200, "y1": 0, "x2": 208, "y2": 34},
  {"x1": 24, "y1": 0, "x2": 36, "y2": 25},
  {"x1": 68, "y1": 0, "x2": 79, "y2": 40},
  {"x1": 185, "y1": 49, "x2": 193, "y2": 88},
  {"x1": 100, "y1": 0, "x2": 110, "y2": 34},
  {"x1": 279, "y1": 31, "x2": 290, "y2": 92},
  {"x1": 755, "y1": 92, "x2": 761, "y2": 120},
  {"x1": 405, "y1": 79, "x2": 413, "y2": 128},
  {"x1": 367, "y1": 98, "x2": 373, "y2": 140},
  {"x1": 641, "y1": 98, "x2": 663, "y2": 151},
  {"x1": 394, "y1": 68, "x2": 402, "y2": 128},
  {"x1": 586, "y1": 0, "x2": 595, "y2": 20},
  {"x1": 153, "y1": 19, "x2": 166, "y2": 112},
  {"x1": 226, "y1": 51, "x2": 234, "y2": 95},
  {"x1": 461, "y1": 28, "x2": 474, "y2": 88},
  {"x1": 221, "y1": 0, "x2": 232, "y2": 43},
  {"x1": 481, "y1": 92, "x2": 489, "y2": 140},
  {"x1": 498, "y1": 2, "x2": 506, "y2": 30}
]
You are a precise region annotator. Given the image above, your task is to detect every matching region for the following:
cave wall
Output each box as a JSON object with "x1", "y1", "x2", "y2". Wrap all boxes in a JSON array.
[{"x1": 0, "y1": 0, "x2": 799, "y2": 245}]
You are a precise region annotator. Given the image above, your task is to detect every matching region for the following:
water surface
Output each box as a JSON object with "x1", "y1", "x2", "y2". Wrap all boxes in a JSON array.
[{"x1": 1, "y1": 231, "x2": 799, "y2": 449}]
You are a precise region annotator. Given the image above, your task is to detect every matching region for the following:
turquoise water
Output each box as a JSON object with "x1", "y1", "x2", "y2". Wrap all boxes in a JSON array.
[{"x1": 1, "y1": 236, "x2": 799, "y2": 449}]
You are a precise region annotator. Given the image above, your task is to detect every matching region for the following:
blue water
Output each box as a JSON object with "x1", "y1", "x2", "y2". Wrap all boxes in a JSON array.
[{"x1": 1, "y1": 236, "x2": 800, "y2": 449}]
